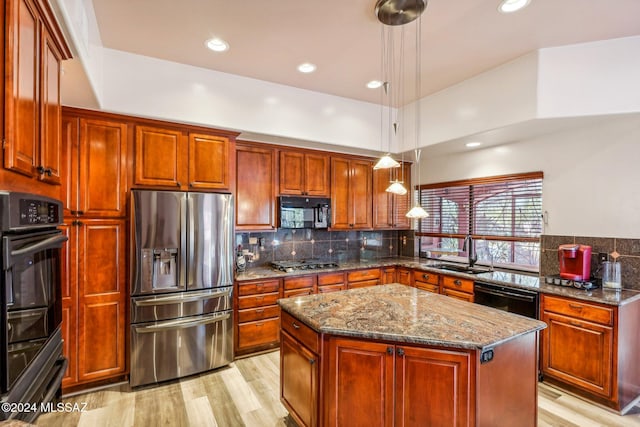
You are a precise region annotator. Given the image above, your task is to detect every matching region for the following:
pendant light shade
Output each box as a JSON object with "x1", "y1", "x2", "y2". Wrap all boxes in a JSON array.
[
  {"x1": 374, "y1": 154, "x2": 400, "y2": 170},
  {"x1": 406, "y1": 204, "x2": 429, "y2": 219},
  {"x1": 386, "y1": 180, "x2": 407, "y2": 195}
]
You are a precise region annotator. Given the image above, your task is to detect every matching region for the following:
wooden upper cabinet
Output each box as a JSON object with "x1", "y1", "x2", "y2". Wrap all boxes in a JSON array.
[
  {"x1": 236, "y1": 142, "x2": 277, "y2": 230},
  {"x1": 62, "y1": 113, "x2": 128, "y2": 218},
  {"x1": 373, "y1": 163, "x2": 411, "y2": 230},
  {"x1": 331, "y1": 156, "x2": 372, "y2": 229},
  {"x1": 279, "y1": 150, "x2": 329, "y2": 196},
  {"x1": 188, "y1": 133, "x2": 233, "y2": 190},
  {"x1": 134, "y1": 125, "x2": 187, "y2": 189},
  {"x1": 3, "y1": 0, "x2": 71, "y2": 184},
  {"x1": 135, "y1": 126, "x2": 234, "y2": 191}
]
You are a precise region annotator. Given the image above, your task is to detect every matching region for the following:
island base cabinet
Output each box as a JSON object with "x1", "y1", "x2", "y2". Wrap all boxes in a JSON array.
[
  {"x1": 323, "y1": 337, "x2": 471, "y2": 427},
  {"x1": 281, "y1": 331, "x2": 318, "y2": 427}
]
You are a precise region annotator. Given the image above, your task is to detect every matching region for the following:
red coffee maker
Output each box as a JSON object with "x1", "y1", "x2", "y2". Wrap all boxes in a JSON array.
[{"x1": 558, "y1": 244, "x2": 592, "y2": 281}]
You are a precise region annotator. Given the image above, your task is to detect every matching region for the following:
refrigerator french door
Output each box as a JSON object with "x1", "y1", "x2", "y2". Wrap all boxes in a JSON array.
[{"x1": 130, "y1": 190, "x2": 234, "y2": 387}]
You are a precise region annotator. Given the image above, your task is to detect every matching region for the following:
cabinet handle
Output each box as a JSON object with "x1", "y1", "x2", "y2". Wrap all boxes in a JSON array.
[
  {"x1": 176, "y1": 182, "x2": 181, "y2": 187},
  {"x1": 309, "y1": 358, "x2": 315, "y2": 365},
  {"x1": 292, "y1": 322, "x2": 300, "y2": 329},
  {"x1": 77, "y1": 211, "x2": 84, "y2": 216},
  {"x1": 72, "y1": 220, "x2": 83, "y2": 226},
  {"x1": 386, "y1": 347, "x2": 394, "y2": 355},
  {"x1": 397, "y1": 348, "x2": 405, "y2": 357},
  {"x1": 568, "y1": 304, "x2": 583, "y2": 311},
  {"x1": 422, "y1": 274, "x2": 430, "y2": 280},
  {"x1": 36, "y1": 165, "x2": 45, "y2": 174},
  {"x1": 45, "y1": 168, "x2": 53, "y2": 176},
  {"x1": 454, "y1": 279, "x2": 462, "y2": 286},
  {"x1": 189, "y1": 182, "x2": 194, "y2": 188}
]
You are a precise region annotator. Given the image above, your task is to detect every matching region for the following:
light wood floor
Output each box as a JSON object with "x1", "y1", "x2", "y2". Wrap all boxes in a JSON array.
[{"x1": 37, "y1": 351, "x2": 640, "y2": 427}]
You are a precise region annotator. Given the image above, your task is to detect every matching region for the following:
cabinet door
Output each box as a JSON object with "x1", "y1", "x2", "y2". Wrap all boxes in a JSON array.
[
  {"x1": 304, "y1": 153, "x2": 329, "y2": 196},
  {"x1": 280, "y1": 151, "x2": 305, "y2": 195},
  {"x1": 39, "y1": 27, "x2": 63, "y2": 185},
  {"x1": 330, "y1": 157, "x2": 351, "y2": 229},
  {"x1": 4, "y1": 0, "x2": 40, "y2": 178},
  {"x1": 397, "y1": 268, "x2": 412, "y2": 286},
  {"x1": 61, "y1": 115, "x2": 80, "y2": 217},
  {"x1": 77, "y1": 119, "x2": 128, "y2": 217},
  {"x1": 188, "y1": 133, "x2": 231, "y2": 190},
  {"x1": 350, "y1": 160, "x2": 373, "y2": 229},
  {"x1": 381, "y1": 267, "x2": 396, "y2": 284},
  {"x1": 541, "y1": 311, "x2": 614, "y2": 398},
  {"x1": 134, "y1": 125, "x2": 186, "y2": 188},
  {"x1": 60, "y1": 224, "x2": 78, "y2": 387},
  {"x1": 395, "y1": 346, "x2": 471, "y2": 427},
  {"x1": 281, "y1": 331, "x2": 318, "y2": 427},
  {"x1": 373, "y1": 167, "x2": 393, "y2": 229},
  {"x1": 325, "y1": 338, "x2": 394, "y2": 427},
  {"x1": 236, "y1": 144, "x2": 277, "y2": 230},
  {"x1": 76, "y1": 219, "x2": 127, "y2": 382}
]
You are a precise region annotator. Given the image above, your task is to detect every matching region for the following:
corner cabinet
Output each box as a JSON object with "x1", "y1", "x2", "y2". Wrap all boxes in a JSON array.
[
  {"x1": 236, "y1": 142, "x2": 277, "y2": 230},
  {"x1": 330, "y1": 156, "x2": 372, "y2": 230},
  {"x1": 3, "y1": 0, "x2": 71, "y2": 185},
  {"x1": 279, "y1": 150, "x2": 330, "y2": 196},
  {"x1": 373, "y1": 163, "x2": 411, "y2": 230},
  {"x1": 540, "y1": 294, "x2": 640, "y2": 414}
]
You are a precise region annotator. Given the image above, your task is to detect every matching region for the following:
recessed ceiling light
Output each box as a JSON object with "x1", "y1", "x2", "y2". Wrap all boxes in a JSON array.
[
  {"x1": 297, "y1": 63, "x2": 317, "y2": 73},
  {"x1": 465, "y1": 142, "x2": 482, "y2": 148},
  {"x1": 206, "y1": 37, "x2": 229, "y2": 52},
  {"x1": 498, "y1": 0, "x2": 531, "y2": 13},
  {"x1": 367, "y1": 80, "x2": 383, "y2": 89}
]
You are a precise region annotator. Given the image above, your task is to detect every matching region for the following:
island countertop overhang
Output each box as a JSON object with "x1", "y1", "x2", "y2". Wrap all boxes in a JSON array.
[{"x1": 278, "y1": 283, "x2": 547, "y2": 352}]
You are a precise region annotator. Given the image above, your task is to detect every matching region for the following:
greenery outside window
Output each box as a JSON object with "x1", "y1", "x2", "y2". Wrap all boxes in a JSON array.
[{"x1": 417, "y1": 172, "x2": 543, "y2": 272}]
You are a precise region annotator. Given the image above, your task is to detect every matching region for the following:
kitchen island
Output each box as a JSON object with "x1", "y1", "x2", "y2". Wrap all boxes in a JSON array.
[{"x1": 278, "y1": 283, "x2": 547, "y2": 427}]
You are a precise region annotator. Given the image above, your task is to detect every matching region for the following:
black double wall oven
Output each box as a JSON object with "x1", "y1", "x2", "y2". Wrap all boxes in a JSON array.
[{"x1": 1, "y1": 192, "x2": 68, "y2": 422}]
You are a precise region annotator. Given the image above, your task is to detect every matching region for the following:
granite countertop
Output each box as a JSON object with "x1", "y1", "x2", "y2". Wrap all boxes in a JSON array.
[
  {"x1": 278, "y1": 283, "x2": 546, "y2": 351},
  {"x1": 237, "y1": 257, "x2": 640, "y2": 307}
]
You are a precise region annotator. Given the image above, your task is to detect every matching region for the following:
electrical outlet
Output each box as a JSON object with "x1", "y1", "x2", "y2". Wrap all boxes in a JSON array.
[{"x1": 598, "y1": 252, "x2": 608, "y2": 264}]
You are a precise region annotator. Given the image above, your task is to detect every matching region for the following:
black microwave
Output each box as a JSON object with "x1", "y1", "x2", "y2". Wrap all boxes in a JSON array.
[{"x1": 279, "y1": 196, "x2": 330, "y2": 229}]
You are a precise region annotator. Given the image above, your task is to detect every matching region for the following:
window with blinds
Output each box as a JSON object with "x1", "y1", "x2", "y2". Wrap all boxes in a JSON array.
[{"x1": 417, "y1": 172, "x2": 543, "y2": 271}]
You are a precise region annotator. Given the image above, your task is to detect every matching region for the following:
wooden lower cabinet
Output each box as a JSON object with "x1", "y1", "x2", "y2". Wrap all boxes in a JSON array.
[
  {"x1": 441, "y1": 275, "x2": 474, "y2": 302},
  {"x1": 412, "y1": 270, "x2": 439, "y2": 293},
  {"x1": 324, "y1": 337, "x2": 471, "y2": 427},
  {"x1": 235, "y1": 278, "x2": 282, "y2": 355},
  {"x1": 317, "y1": 272, "x2": 346, "y2": 294},
  {"x1": 381, "y1": 267, "x2": 396, "y2": 284},
  {"x1": 396, "y1": 268, "x2": 412, "y2": 286},
  {"x1": 61, "y1": 219, "x2": 127, "y2": 390},
  {"x1": 347, "y1": 268, "x2": 381, "y2": 289}
]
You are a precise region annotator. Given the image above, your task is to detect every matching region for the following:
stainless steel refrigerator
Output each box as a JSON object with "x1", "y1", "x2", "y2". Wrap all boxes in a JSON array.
[{"x1": 129, "y1": 190, "x2": 234, "y2": 387}]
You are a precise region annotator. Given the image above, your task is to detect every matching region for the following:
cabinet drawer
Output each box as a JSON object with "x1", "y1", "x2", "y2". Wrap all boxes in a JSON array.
[
  {"x1": 542, "y1": 295, "x2": 614, "y2": 325},
  {"x1": 318, "y1": 272, "x2": 345, "y2": 286},
  {"x1": 441, "y1": 276, "x2": 474, "y2": 294},
  {"x1": 414, "y1": 282, "x2": 439, "y2": 294},
  {"x1": 238, "y1": 292, "x2": 280, "y2": 309},
  {"x1": 318, "y1": 284, "x2": 346, "y2": 293},
  {"x1": 442, "y1": 288, "x2": 474, "y2": 303},
  {"x1": 413, "y1": 270, "x2": 439, "y2": 286},
  {"x1": 348, "y1": 279, "x2": 379, "y2": 289},
  {"x1": 238, "y1": 305, "x2": 280, "y2": 323},
  {"x1": 238, "y1": 279, "x2": 280, "y2": 296},
  {"x1": 238, "y1": 318, "x2": 280, "y2": 349},
  {"x1": 281, "y1": 311, "x2": 319, "y2": 353},
  {"x1": 284, "y1": 288, "x2": 315, "y2": 299},
  {"x1": 347, "y1": 268, "x2": 381, "y2": 282},
  {"x1": 283, "y1": 275, "x2": 316, "y2": 290}
]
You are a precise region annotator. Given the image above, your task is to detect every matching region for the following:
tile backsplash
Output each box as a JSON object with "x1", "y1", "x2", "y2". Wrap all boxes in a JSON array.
[
  {"x1": 540, "y1": 234, "x2": 640, "y2": 290},
  {"x1": 236, "y1": 229, "x2": 415, "y2": 268}
]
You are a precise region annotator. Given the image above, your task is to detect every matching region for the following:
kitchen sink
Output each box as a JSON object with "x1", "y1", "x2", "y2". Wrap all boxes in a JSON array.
[{"x1": 433, "y1": 263, "x2": 491, "y2": 275}]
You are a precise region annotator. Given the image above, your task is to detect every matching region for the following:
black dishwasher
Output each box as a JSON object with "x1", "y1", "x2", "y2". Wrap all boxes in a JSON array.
[{"x1": 474, "y1": 281, "x2": 539, "y2": 319}]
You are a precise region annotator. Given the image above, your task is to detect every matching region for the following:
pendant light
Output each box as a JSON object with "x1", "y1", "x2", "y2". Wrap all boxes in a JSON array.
[{"x1": 405, "y1": 5, "x2": 428, "y2": 219}]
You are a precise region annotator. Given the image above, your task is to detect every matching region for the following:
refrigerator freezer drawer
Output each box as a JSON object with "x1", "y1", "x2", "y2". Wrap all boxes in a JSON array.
[
  {"x1": 131, "y1": 287, "x2": 232, "y2": 323},
  {"x1": 130, "y1": 311, "x2": 233, "y2": 387}
]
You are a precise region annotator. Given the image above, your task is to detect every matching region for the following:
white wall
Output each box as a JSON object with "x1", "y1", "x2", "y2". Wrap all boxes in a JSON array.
[{"x1": 420, "y1": 115, "x2": 640, "y2": 238}]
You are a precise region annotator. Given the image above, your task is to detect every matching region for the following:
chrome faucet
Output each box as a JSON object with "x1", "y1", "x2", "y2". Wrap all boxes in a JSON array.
[{"x1": 463, "y1": 234, "x2": 477, "y2": 268}]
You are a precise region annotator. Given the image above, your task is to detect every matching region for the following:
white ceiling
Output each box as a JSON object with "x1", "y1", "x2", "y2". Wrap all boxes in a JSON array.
[{"x1": 87, "y1": 0, "x2": 640, "y2": 106}]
